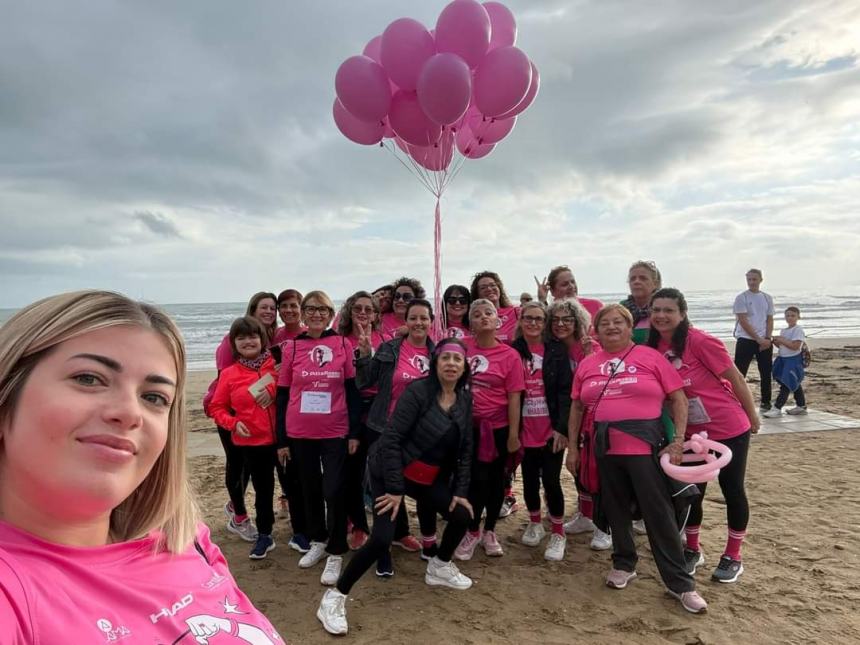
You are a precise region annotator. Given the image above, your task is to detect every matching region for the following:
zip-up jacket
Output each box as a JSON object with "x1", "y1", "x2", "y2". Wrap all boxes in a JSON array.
[{"x1": 209, "y1": 355, "x2": 277, "y2": 446}]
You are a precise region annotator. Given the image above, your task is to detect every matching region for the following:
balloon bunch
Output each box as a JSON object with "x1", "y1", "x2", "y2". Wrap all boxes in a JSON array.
[
  {"x1": 332, "y1": 1, "x2": 538, "y2": 338},
  {"x1": 660, "y1": 432, "x2": 734, "y2": 484}
]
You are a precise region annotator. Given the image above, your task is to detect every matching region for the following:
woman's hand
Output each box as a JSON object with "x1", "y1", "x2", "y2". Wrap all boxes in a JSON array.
[
  {"x1": 534, "y1": 275, "x2": 549, "y2": 303},
  {"x1": 234, "y1": 422, "x2": 251, "y2": 438},
  {"x1": 565, "y1": 449, "x2": 580, "y2": 476},
  {"x1": 581, "y1": 335, "x2": 594, "y2": 355},
  {"x1": 551, "y1": 431, "x2": 568, "y2": 454},
  {"x1": 357, "y1": 323, "x2": 372, "y2": 357},
  {"x1": 374, "y1": 493, "x2": 402, "y2": 520},
  {"x1": 749, "y1": 415, "x2": 760, "y2": 434},
  {"x1": 348, "y1": 439, "x2": 360, "y2": 455},
  {"x1": 277, "y1": 446, "x2": 290, "y2": 465},
  {"x1": 660, "y1": 441, "x2": 684, "y2": 466},
  {"x1": 253, "y1": 389, "x2": 273, "y2": 408},
  {"x1": 449, "y1": 496, "x2": 474, "y2": 519},
  {"x1": 507, "y1": 433, "x2": 521, "y2": 454}
]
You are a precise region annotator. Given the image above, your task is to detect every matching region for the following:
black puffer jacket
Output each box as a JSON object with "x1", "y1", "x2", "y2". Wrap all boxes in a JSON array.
[
  {"x1": 369, "y1": 377, "x2": 473, "y2": 497},
  {"x1": 511, "y1": 337, "x2": 573, "y2": 435}
]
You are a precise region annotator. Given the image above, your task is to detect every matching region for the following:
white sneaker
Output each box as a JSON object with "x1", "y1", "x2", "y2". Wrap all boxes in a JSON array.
[
  {"x1": 632, "y1": 519, "x2": 647, "y2": 535},
  {"x1": 521, "y1": 522, "x2": 546, "y2": 547},
  {"x1": 317, "y1": 588, "x2": 348, "y2": 635},
  {"x1": 544, "y1": 533, "x2": 566, "y2": 561},
  {"x1": 763, "y1": 407, "x2": 783, "y2": 418},
  {"x1": 590, "y1": 528, "x2": 612, "y2": 551},
  {"x1": 563, "y1": 512, "x2": 595, "y2": 535},
  {"x1": 299, "y1": 541, "x2": 327, "y2": 568},
  {"x1": 425, "y1": 557, "x2": 473, "y2": 590},
  {"x1": 320, "y1": 555, "x2": 343, "y2": 586}
]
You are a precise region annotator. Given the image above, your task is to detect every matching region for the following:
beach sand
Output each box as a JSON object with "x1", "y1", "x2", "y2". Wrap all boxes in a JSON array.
[{"x1": 185, "y1": 340, "x2": 860, "y2": 644}]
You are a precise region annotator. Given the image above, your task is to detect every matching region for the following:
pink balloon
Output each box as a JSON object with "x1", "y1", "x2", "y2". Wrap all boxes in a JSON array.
[
  {"x1": 473, "y1": 46, "x2": 531, "y2": 117},
  {"x1": 335, "y1": 55, "x2": 392, "y2": 123},
  {"x1": 660, "y1": 432, "x2": 733, "y2": 484},
  {"x1": 483, "y1": 2, "x2": 517, "y2": 50},
  {"x1": 333, "y1": 98, "x2": 384, "y2": 145},
  {"x1": 417, "y1": 53, "x2": 472, "y2": 125},
  {"x1": 435, "y1": 0, "x2": 491, "y2": 69},
  {"x1": 455, "y1": 123, "x2": 496, "y2": 158},
  {"x1": 467, "y1": 112, "x2": 516, "y2": 144},
  {"x1": 496, "y1": 61, "x2": 540, "y2": 118},
  {"x1": 382, "y1": 117, "x2": 395, "y2": 138},
  {"x1": 408, "y1": 130, "x2": 455, "y2": 171},
  {"x1": 388, "y1": 90, "x2": 442, "y2": 146},
  {"x1": 394, "y1": 136, "x2": 410, "y2": 154},
  {"x1": 362, "y1": 35, "x2": 383, "y2": 63},
  {"x1": 381, "y1": 18, "x2": 436, "y2": 92}
]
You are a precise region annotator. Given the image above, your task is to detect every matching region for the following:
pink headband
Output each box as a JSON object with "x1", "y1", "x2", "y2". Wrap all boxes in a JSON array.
[{"x1": 434, "y1": 340, "x2": 467, "y2": 357}]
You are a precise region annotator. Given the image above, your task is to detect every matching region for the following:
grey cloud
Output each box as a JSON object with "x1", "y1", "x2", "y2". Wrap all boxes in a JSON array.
[{"x1": 134, "y1": 210, "x2": 182, "y2": 238}]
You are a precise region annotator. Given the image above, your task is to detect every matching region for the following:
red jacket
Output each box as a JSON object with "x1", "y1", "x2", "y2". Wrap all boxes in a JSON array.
[{"x1": 209, "y1": 356, "x2": 278, "y2": 446}]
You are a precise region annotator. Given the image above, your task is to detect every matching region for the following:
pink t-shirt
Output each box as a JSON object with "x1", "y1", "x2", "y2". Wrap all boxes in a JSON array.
[
  {"x1": 388, "y1": 341, "x2": 431, "y2": 416},
  {"x1": 521, "y1": 343, "x2": 553, "y2": 448},
  {"x1": 0, "y1": 521, "x2": 281, "y2": 644},
  {"x1": 495, "y1": 306, "x2": 520, "y2": 344},
  {"x1": 214, "y1": 333, "x2": 235, "y2": 371},
  {"x1": 465, "y1": 339, "x2": 526, "y2": 429},
  {"x1": 573, "y1": 345, "x2": 683, "y2": 455},
  {"x1": 577, "y1": 296, "x2": 604, "y2": 321},
  {"x1": 344, "y1": 330, "x2": 387, "y2": 397},
  {"x1": 273, "y1": 325, "x2": 306, "y2": 345},
  {"x1": 443, "y1": 321, "x2": 471, "y2": 340},
  {"x1": 278, "y1": 334, "x2": 355, "y2": 440},
  {"x1": 381, "y1": 312, "x2": 405, "y2": 338},
  {"x1": 657, "y1": 328, "x2": 750, "y2": 441}
]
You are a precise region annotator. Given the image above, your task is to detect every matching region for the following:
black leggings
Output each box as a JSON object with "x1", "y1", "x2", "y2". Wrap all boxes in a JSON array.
[
  {"x1": 734, "y1": 337, "x2": 773, "y2": 407},
  {"x1": 521, "y1": 443, "x2": 564, "y2": 518},
  {"x1": 290, "y1": 437, "x2": 348, "y2": 555},
  {"x1": 467, "y1": 426, "x2": 509, "y2": 533},
  {"x1": 281, "y1": 439, "x2": 307, "y2": 537},
  {"x1": 217, "y1": 426, "x2": 251, "y2": 516},
  {"x1": 241, "y1": 444, "x2": 276, "y2": 535},
  {"x1": 688, "y1": 430, "x2": 751, "y2": 532},
  {"x1": 775, "y1": 384, "x2": 806, "y2": 409},
  {"x1": 336, "y1": 473, "x2": 470, "y2": 595}
]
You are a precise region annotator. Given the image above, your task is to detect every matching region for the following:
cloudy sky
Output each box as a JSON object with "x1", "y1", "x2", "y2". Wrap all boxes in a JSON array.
[{"x1": 1, "y1": 0, "x2": 858, "y2": 307}]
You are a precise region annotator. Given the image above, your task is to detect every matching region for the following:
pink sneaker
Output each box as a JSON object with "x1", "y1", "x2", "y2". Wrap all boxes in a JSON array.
[
  {"x1": 393, "y1": 534, "x2": 421, "y2": 552},
  {"x1": 454, "y1": 531, "x2": 481, "y2": 561},
  {"x1": 670, "y1": 590, "x2": 708, "y2": 614},
  {"x1": 482, "y1": 530, "x2": 504, "y2": 557},
  {"x1": 605, "y1": 568, "x2": 637, "y2": 589}
]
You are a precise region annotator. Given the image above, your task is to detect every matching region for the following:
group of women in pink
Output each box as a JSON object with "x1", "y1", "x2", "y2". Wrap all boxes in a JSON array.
[
  {"x1": 0, "y1": 261, "x2": 760, "y2": 640},
  {"x1": 200, "y1": 261, "x2": 759, "y2": 635}
]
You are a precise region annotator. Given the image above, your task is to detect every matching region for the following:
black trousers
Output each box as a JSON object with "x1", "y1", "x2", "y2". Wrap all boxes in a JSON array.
[
  {"x1": 281, "y1": 438, "x2": 307, "y2": 537},
  {"x1": 688, "y1": 430, "x2": 750, "y2": 532},
  {"x1": 354, "y1": 430, "x2": 410, "y2": 539},
  {"x1": 241, "y1": 444, "x2": 277, "y2": 535},
  {"x1": 336, "y1": 472, "x2": 470, "y2": 595},
  {"x1": 290, "y1": 437, "x2": 348, "y2": 555},
  {"x1": 468, "y1": 426, "x2": 509, "y2": 533},
  {"x1": 217, "y1": 426, "x2": 251, "y2": 516},
  {"x1": 734, "y1": 337, "x2": 773, "y2": 407},
  {"x1": 521, "y1": 443, "x2": 564, "y2": 518},
  {"x1": 598, "y1": 454, "x2": 694, "y2": 594},
  {"x1": 775, "y1": 384, "x2": 806, "y2": 409}
]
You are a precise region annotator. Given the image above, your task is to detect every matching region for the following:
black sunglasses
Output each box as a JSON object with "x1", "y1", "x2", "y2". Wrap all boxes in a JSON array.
[
  {"x1": 446, "y1": 296, "x2": 469, "y2": 305},
  {"x1": 393, "y1": 292, "x2": 414, "y2": 301}
]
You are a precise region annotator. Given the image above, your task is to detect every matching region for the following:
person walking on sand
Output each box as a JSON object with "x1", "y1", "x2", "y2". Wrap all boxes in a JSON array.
[
  {"x1": 732, "y1": 269, "x2": 775, "y2": 411},
  {"x1": 765, "y1": 306, "x2": 808, "y2": 417}
]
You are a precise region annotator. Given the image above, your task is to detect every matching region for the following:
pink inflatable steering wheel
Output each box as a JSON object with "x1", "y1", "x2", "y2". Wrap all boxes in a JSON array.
[{"x1": 660, "y1": 431, "x2": 733, "y2": 484}]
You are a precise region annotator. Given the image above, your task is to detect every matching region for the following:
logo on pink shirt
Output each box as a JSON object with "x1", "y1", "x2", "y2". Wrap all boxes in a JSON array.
[
  {"x1": 599, "y1": 358, "x2": 629, "y2": 376},
  {"x1": 309, "y1": 345, "x2": 333, "y2": 367},
  {"x1": 525, "y1": 354, "x2": 543, "y2": 375},
  {"x1": 96, "y1": 618, "x2": 132, "y2": 642},
  {"x1": 469, "y1": 354, "x2": 490, "y2": 375},
  {"x1": 410, "y1": 354, "x2": 430, "y2": 373}
]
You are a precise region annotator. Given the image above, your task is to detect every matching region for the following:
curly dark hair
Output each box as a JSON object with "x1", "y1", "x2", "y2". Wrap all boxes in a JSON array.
[
  {"x1": 470, "y1": 270, "x2": 512, "y2": 308},
  {"x1": 337, "y1": 291, "x2": 380, "y2": 336},
  {"x1": 391, "y1": 277, "x2": 426, "y2": 299}
]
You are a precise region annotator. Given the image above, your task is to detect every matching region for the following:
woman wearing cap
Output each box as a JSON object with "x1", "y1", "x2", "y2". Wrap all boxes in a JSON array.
[
  {"x1": 455, "y1": 299, "x2": 525, "y2": 560},
  {"x1": 567, "y1": 303, "x2": 707, "y2": 614},
  {"x1": 316, "y1": 338, "x2": 475, "y2": 636}
]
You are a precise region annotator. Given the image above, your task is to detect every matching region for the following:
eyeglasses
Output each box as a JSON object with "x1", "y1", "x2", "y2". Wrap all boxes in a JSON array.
[
  {"x1": 303, "y1": 305, "x2": 331, "y2": 316},
  {"x1": 551, "y1": 316, "x2": 575, "y2": 326},
  {"x1": 522, "y1": 315, "x2": 545, "y2": 325},
  {"x1": 446, "y1": 296, "x2": 468, "y2": 305},
  {"x1": 351, "y1": 305, "x2": 375, "y2": 314},
  {"x1": 392, "y1": 292, "x2": 414, "y2": 301}
]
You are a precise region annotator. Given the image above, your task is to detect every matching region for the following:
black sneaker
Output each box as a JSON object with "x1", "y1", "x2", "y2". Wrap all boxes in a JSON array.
[
  {"x1": 249, "y1": 534, "x2": 275, "y2": 560},
  {"x1": 420, "y1": 543, "x2": 439, "y2": 562},
  {"x1": 683, "y1": 548, "x2": 705, "y2": 575},
  {"x1": 376, "y1": 550, "x2": 394, "y2": 577},
  {"x1": 711, "y1": 555, "x2": 744, "y2": 583}
]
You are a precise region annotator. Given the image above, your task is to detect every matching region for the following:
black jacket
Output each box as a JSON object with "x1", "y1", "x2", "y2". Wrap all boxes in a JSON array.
[
  {"x1": 511, "y1": 337, "x2": 573, "y2": 436},
  {"x1": 355, "y1": 335, "x2": 435, "y2": 434},
  {"x1": 369, "y1": 377, "x2": 473, "y2": 497}
]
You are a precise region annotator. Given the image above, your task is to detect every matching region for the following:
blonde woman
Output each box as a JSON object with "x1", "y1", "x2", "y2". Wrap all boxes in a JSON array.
[{"x1": 0, "y1": 290, "x2": 281, "y2": 642}]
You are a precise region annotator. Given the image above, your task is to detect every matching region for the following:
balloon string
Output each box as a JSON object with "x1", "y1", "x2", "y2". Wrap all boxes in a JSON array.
[
  {"x1": 433, "y1": 197, "x2": 443, "y2": 341},
  {"x1": 383, "y1": 140, "x2": 436, "y2": 195}
]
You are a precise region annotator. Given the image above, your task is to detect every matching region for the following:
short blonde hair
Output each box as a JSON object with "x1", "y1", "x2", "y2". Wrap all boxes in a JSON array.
[
  {"x1": 302, "y1": 290, "x2": 336, "y2": 317},
  {"x1": 0, "y1": 290, "x2": 198, "y2": 553},
  {"x1": 593, "y1": 303, "x2": 634, "y2": 329}
]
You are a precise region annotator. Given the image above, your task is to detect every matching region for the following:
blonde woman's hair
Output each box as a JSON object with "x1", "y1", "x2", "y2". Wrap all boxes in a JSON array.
[
  {"x1": 593, "y1": 303, "x2": 634, "y2": 329},
  {"x1": 468, "y1": 298, "x2": 498, "y2": 332},
  {"x1": 545, "y1": 298, "x2": 591, "y2": 342},
  {"x1": 0, "y1": 290, "x2": 198, "y2": 553},
  {"x1": 516, "y1": 301, "x2": 546, "y2": 340},
  {"x1": 301, "y1": 290, "x2": 336, "y2": 317}
]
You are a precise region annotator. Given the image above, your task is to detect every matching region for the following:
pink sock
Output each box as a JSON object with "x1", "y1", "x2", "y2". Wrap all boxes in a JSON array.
[
  {"x1": 504, "y1": 486, "x2": 514, "y2": 498},
  {"x1": 550, "y1": 515, "x2": 564, "y2": 536},
  {"x1": 528, "y1": 510, "x2": 541, "y2": 524},
  {"x1": 234, "y1": 514, "x2": 249, "y2": 524},
  {"x1": 579, "y1": 496, "x2": 594, "y2": 519},
  {"x1": 421, "y1": 534, "x2": 437, "y2": 548},
  {"x1": 685, "y1": 525, "x2": 701, "y2": 551},
  {"x1": 469, "y1": 529, "x2": 481, "y2": 539},
  {"x1": 724, "y1": 529, "x2": 746, "y2": 560}
]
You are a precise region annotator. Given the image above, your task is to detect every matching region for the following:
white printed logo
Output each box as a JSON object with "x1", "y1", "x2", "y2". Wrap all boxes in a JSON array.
[
  {"x1": 663, "y1": 350, "x2": 688, "y2": 371},
  {"x1": 96, "y1": 618, "x2": 131, "y2": 642},
  {"x1": 410, "y1": 354, "x2": 430, "y2": 374},
  {"x1": 150, "y1": 593, "x2": 194, "y2": 624},
  {"x1": 599, "y1": 358, "x2": 625, "y2": 376},
  {"x1": 309, "y1": 345, "x2": 333, "y2": 367},
  {"x1": 526, "y1": 354, "x2": 543, "y2": 375},
  {"x1": 446, "y1": 326, "x2": 465, "y2": 339},
  {"x1": 469, "y1": 355, "x2": 490, "y2": 375}
]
